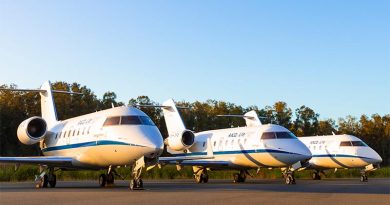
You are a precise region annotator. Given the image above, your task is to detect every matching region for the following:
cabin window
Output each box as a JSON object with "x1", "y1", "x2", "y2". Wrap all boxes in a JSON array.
[
  {"x1": 72, "y1": 130, "x2": 76, "y2": 136},
  {"x1": 213, "y1": 141, "x2": 216, "y2": 147},
  {"x1": 244, "y1": 139, "x2": 247, "y2": 144},
  {"x1": 238, "y1": 139, "x2": 241, "y2": 144},
  {"x1": 103, "y1": 117, "x2": 120, "y2": 126},
  {"x1": 68, "y1": 130, "x2": 71, "y2": 137},
  {"x1": 203, "y1": 142, "x2": 206, "y2": 147},
  {"x1": 225, "y1": 140, "x2": 228, "y2": 146},
  {"x1": 231, "y1": 140, "x2": 234, "y2": 145},
  {"x1": 77, "y1": 129, "x2": 80, "y2": 136},
  {"x1": 340, "y1": 141, "x2": 353, "y2": 146},
  {"x1": 351, "y1": 141, "x2": 367, "y2": 146}
]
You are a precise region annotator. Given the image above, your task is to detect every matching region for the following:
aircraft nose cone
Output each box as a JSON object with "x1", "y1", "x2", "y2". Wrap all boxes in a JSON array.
[{"x1": 372, "y1": 151, "x2": 382, "y2": 164}]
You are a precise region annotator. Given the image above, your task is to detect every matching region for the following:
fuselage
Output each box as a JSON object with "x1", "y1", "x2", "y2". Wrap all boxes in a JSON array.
[
  {"x1": 42, "y1": 106, "x2": 164, "y2": 169},
  {"x1": 170, "y1": 124, "x2": 312, "y2": 169},
  {"x1": 298, "y1": 135, "x2": 382, "y2": 170}
]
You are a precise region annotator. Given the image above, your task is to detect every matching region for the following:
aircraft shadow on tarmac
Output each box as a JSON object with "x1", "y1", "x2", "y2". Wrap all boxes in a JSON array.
[{"x1": 0, "y1": 179, "x2": 389, "y2": 195}]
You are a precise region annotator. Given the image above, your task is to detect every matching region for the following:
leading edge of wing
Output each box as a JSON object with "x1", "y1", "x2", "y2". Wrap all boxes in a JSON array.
[{"x1": 0, "y1": 156, "x2": 73, "y2": 166}]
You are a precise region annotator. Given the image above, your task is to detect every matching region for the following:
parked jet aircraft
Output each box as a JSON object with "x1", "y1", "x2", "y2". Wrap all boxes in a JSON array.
[
  {"x1": 0, "y1": 81, "x2": 165, "y2": 190},
  {"x1": 298, "y1": 135, "x2": 382, "y2": 182},
  {"x1": 151, "y1": 99, "x2": 312, "y2": 184}
]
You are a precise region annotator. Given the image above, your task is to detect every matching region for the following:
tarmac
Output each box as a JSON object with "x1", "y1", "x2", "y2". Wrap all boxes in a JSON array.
[{"x1": 0, "y1": 178, "x2": 389, "y2": 205}]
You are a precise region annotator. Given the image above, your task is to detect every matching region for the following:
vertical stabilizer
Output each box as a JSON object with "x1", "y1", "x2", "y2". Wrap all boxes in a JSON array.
[
  {"x1": 39, "y1": 81, "x2": 58, "y2": 128},
  {"x1": 161, "y1": 99, "x2": 186, "y2": 136},
  {"x1": 244, "y1": 110, "x2": 262, "y2": 127}
]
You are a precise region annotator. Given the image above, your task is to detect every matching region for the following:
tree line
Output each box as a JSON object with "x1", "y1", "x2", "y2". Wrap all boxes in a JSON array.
[{"x1": 1, "y1": 82, "x2": 389, "y2": 165}]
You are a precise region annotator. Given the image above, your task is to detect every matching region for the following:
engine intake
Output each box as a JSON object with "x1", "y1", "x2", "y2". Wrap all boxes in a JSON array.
[
  {"x1": 165, "y1": 130, "x2": 195, "y2": 151},
  {"x1": 17, "y1": 117, "x2": 47, "y2": 145}
]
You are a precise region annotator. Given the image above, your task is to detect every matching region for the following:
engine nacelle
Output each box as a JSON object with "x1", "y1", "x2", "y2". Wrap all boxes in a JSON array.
[
  {"x1": 164, "y1": 130, "x2": 195, "y2": 151},
  {"x1": 17, "y1": 117, "x2": 47, "y2": 145}
]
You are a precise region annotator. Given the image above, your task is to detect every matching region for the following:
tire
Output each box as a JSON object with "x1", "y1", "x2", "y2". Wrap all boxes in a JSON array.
[
  {"x1": 312, "y1": 172, "x2": 317, "y2": 180},
  {"x1": 99, "y1": 174, "x2": 107, "y2": 187},
  {"x1": 137, "y1": 179, "x2": 143, "y2": 188},
  {"x1": 233, "y1": 174, "x2": 239, "y2": 183},
  {"x1": 201, "y1": 173, "x2": 209, "y2": 183},
  {"x1": 285, "y1": 176, "x2": 291, "y2": 184},
  {"x1": 107, "y1": 173, "x2": 114, "y2": 184},
  {"x1": 42, "y1": 174, "x2": 49, "y2": 188},
  {"x1": 130, "y1": 179, "x2": 135, "y2": 190},
  {"x1": 49, "y1": 175, "x2": 57, "y2": 188},
  {"x1": 195, "y1": 175, "x2": 203, "y2": 183}
]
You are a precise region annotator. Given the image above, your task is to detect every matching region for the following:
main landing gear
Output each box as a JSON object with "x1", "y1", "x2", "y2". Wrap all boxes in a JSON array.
[
  {"x1": 36, "y1": 167, "x2": 57, "y2": 188},
  {"x1": 312, "y1": 171, "x2": 322, "y2": 180},
  {"x1": 193, "y1": 166, "x2": 209, "y2": 183},
  {"x1": 233, "y1": 170, "x2": 247, "y2": 183},
  {"x1": 98, "y1": 172, "x2": 115, "y2": 187}
]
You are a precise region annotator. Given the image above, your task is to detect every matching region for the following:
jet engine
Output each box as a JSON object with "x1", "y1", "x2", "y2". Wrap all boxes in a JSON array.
[
  {"x1": 17, "y1": 117, "x2": 47, "y2": 145},
  {"x1": 164, "y1": 130, "x2": 195, "y2": 151}
]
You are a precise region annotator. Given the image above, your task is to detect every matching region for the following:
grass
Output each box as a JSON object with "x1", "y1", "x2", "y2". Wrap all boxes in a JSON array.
[{"x1": 1, "y1": 164, "x2": 389, "y2": 182}]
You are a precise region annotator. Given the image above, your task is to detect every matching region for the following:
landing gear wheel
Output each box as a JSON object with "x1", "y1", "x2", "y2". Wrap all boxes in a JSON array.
[
  {"x1": 99, "y1": 174, "x2": 107, "y2": 187},
  {"x1": 36, "y1": 174, "x2": 49, "y2": 188},
  {"x1": 201, "y1": 173, "x2": 209, "y2": 183},
  {"x1": 360, "y1": 175, "x2": 368, "y2": 182},
  {"x1": 233, "y1": 173, "x2": 239, "y2": 183},
  {"x1": 195, "y1": 174, "x2": 203, "y2": 183},
  {"x1": 107, "y1": 173, "x2": 115, "y2": 185},
  {"x1": 130, "y1": 179, "x2": 144, "y2": 190},
  {"x1": 285, "y1": 174, "x2": 295, "y2": 185},
  {"x1": 312, "y1": 172, "x2": 321, "y2": 180},
  {"x1": 48, "y1": 174, "x2": 57, "y2": 188}
]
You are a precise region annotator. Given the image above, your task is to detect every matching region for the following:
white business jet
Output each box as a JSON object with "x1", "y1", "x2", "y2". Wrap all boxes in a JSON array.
[
  {"x1": 0, "y1": 81, "x2": 164, "y2": 190},
  {"x1": 298, "y1": 135, "x2": 382, "y2": 182},
  {"x1": 153, "y1": 99, "x2": 312, "y2": 184}
]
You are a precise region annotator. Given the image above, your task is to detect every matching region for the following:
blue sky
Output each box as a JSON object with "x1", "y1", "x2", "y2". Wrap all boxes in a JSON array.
[{"x1": 0, "y1": 0, "x2": 389, "y2": 120}]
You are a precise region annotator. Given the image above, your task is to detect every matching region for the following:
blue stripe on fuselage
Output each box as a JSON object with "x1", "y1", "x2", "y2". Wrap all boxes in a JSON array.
[
  {"x1": 42, "y1": 140, "x2": 143, "y2": 152},
  {"x1": 171, "y1": 149, "x2": 301, "y2": 157},
  {"x1": 312, "y1": 154, "x2": 374, "y2": 161}
]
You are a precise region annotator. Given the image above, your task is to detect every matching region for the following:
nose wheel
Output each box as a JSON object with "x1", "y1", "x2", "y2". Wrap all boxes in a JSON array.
[
  {"x1": 283, "y1": 171, "x2": 296, "y2": 185},
  {"x1": 360, "y1": 170, "x2": 368, "y2": 182}
]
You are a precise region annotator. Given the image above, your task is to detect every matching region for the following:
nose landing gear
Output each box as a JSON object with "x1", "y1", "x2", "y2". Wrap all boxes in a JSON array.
[
  {"x1": 283, "y1": 170, "x2": 296, "y2": 185},
  {"x1": 360, "y1": 169, "x2": 368, "y2": 182}
]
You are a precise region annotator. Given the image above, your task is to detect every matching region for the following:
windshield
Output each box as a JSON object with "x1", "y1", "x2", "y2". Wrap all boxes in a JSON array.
[
  {"x1": 103, "y1": 115, "x2": 155, "y2": 126},
  {"x1": 340, "y1": 141, "x2": 367, "y2": 147},
  {"x1": 261, "y1": 132, "x2": 297, "y2": 140}
]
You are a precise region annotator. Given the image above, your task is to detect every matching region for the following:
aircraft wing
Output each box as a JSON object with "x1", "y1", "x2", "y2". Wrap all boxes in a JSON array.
[
  {"x1": 161, "y1": 159, "x2": 230, "y2": 167},
  {"x1": 0, "y1": 156, "x2": 73, "y2": 167},
  {"x1": 159, "y1": 155, "x2": 214, "y2": 162}
]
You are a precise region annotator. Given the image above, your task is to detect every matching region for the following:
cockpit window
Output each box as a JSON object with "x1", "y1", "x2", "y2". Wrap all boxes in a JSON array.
[
  {"x1": 351, "y1": 141, "x2": 367, "y2": 146},
  {"x1": 139, "y1": 116, "x2": 155, "y2": 126},
  {"x1": 276, "y1": 132, "x2": 297, "y2": 139},
  {"x1": 121, "y1": 116, "x2": 142, "y2": 125},
  {"x1": 103, "y1": 115, "x2": 155, "y2": 127},
  {"x1": 261, "y1": 132, "x2": 276, "y2": 139},
  {"x1": 340, "y1": 141, "x2": 353, "y2": 146},
  {"x1": 261, "y1": 132, "x2": 297, "y2": 139},
  {"x1": 103, "y1": 116, "x2": 120, "y2": 126}
]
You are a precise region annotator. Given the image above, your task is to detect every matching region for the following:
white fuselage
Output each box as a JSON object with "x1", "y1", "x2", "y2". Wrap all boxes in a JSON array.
[
  {"x1": 42, "y1": 107, "x2": 164, "y2": 169},
  {"x1": 170, "y1": 124, "x2": 312, "y2": 169},
  {"x1": 298, "y1": 135, "x2": 382, "y2": 170}
]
